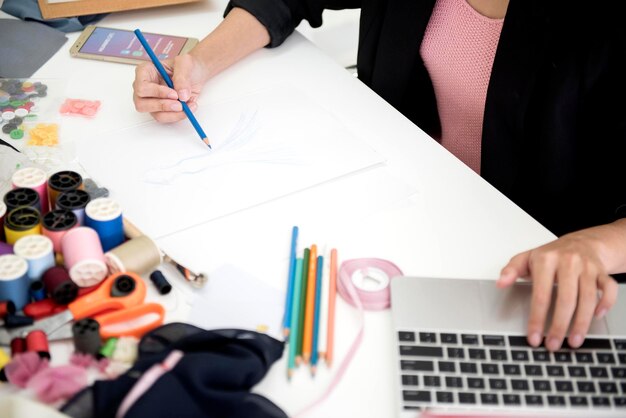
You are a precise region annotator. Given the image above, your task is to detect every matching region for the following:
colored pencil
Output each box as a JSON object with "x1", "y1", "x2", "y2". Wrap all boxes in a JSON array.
[
  {"x1": 301, "y1": 244, "x2": 317, "y2": 363},
  {"x1": 326, "y1": 248, "x2": 338, "y2": 367},
  {"x1": 317, "y1": 248, "x2": 330, "y2": 361},
  {"x1": 133, "y1": 29, "x2": 211, "y2": 149},
  {"x1": 287, "y1": 258, "x2": 303, "y2": 380},
  {"x1": 295, "y1": 247, "x2": 310, "y2": 365},
  {"x1": 310, "y1": 254, "x2": 324, "y2": 376},
  {"x1": 282, "y1": 226, "x2": 299, "y2": 336}
]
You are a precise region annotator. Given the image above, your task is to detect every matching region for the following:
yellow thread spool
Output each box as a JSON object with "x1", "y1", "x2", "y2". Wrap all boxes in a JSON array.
[{"x1": 4, "y1": 206, "x2": 41, "y2": 245}]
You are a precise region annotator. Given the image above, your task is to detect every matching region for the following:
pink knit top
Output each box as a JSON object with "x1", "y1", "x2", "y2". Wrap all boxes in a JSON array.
[{"x1": 420, "y1": 0, "x2": 504, "y2": 174}]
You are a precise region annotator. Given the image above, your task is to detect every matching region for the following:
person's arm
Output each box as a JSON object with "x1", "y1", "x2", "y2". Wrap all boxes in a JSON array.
[
  {"x1": 497, "y1": 218, "x2": 626, "y2": 351},
  {"x1": 132, "y1": 7, "x2": 270, "y2": 123}
]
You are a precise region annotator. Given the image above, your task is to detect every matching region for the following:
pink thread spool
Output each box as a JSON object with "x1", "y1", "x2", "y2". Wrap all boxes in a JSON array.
[
  {"x1": 61, "y1": 227, "x2": 108, "y2": 287},
  {"x1": 42, "y1": 209, "x2": 77, "y2": 253},
  {"x1": 11, "y1": 167, "x2": 49, "y2": 214}
]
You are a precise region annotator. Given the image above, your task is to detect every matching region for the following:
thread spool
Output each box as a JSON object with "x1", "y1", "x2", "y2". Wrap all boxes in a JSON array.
[
  {"x1": 0, "y1": 201, "x2": 6, "y2": 242},
  {"x1": 12, "y1": 167, "x2": 49, "y2": 214},
  {"x1": 3, "y1": 187, "x2": 41, "y2": 214},
  {"x1": 42, "y1": 209, "x2": 77, "y2": 253},
  {"x1": 72, "y1": 318, "x2": 101, "y2": 356},
  {"x1": 149, "y1": 270, "x2": 172, "y2": 295},
  {"x1": 105, "y1": 236, "x2": 162, "y2": 276},
  {"x1": 0, "y1": 242, "x2": 12, "y2": 256},
  {"x1": 4, "y1": 206, "x2": 41, "y2": 245},
  {"x1": 4, "y1": 314, "x2": 34, "y2": 328},
  {"x1": 29, "y1": 280, "x2": 46, "y2": 301},
  {"x1": 10, "y1": 337, "x2": 26, "y2": 356},
  {"x1": 0, "y1": 254, "x2": 29, "y2": 310},
  {"x1": 0, "y1": 300, "x2": 15, "y2": 318},
  {"x1": 42, "y1": 266, "x2": 78, "y2": 305},
  {"x1": 85, "y1": 198, "x2": 124, "y2": 252},
  {"x1": 337, "y1": 258, "x2": 402, "y2": 310},
  {"x1": 62, "y1": 227, "x2": 107, "y2": 287},
  {"x1": 26, "y1": 330, "x2": 50, "y2": 359},
  {"x1": 99, "y1": 337, "x2": 118, "y2": 358},
  {"x1": 13, "y1": 235, "x2": 55, "y2": 282},
  {"x1": 56, "y1": 190, "x2": 90, "y2": 226},
  {"x1": 47, "y1": 170, "x2": 83, "y2": 210}
]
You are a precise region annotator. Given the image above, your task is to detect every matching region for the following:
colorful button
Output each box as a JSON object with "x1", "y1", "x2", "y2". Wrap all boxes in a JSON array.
[
  {"x1": 1, "y1": 111, "x2": 15, "y2": 121},
  {"x1": 10, "y1": 129, "x2": 24, "y2": 140}
]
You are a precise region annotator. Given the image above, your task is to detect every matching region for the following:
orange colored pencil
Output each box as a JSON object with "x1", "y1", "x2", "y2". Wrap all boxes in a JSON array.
[
  {"x1": 301, "y1": 244, "x2": 318, "y2": 363},
  {"x1": 326, "y1": 248, "x2": 338, "y2": 367}
]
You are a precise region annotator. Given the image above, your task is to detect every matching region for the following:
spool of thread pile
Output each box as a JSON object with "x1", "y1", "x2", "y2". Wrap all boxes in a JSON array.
[
  {"x1": 42, "y1": 266, "x2": 78, "y2": 304},
  {"x1": 4, "y1": 206, "x2": 41, "y2": 245},
  {"x1": 3, "y1": 187, "x2": 41, "y2": 214},
  {"x1": 56, "y1": 189, "x2": 90, "y2": 225},
  {"x1": 12, "y1": 167, "x2": 49, "y2": 214},
  {"x1": 62, "y1": 227, "x2": 107, "y2": 287},
  {"x1": 13, "y1": 235, "x2": 55, "y2": 282},
  {"x1": 105, "y1": 235, "x2": 162, "y2": 276},
  {"x1": 85, "y1": 197, "x2": 124, "y2": 252},
  {"x1": 42, "y1": 209, "x2": 77, "y2": 253},
  {"x1": 47, "y1": 170, "x2": 83, "y2": 210},
  {"x1": 0, "y1": 254, "x2": 30, "y2": 310}
]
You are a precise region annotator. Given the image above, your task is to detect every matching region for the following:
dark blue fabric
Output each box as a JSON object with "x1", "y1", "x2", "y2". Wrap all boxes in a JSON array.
[
  {"x1": 1, "y1": 0, "x2": 107, "y2": 33},
  {"x1": 61, "y1": 324, "x2": 287, "y2": 418}
]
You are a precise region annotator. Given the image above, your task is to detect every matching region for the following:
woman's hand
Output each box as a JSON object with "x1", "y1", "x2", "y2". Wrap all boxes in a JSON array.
[
  {"x1": 132, "y1": 52, "x2": 209, "y2": 123},
  {"x1": 497, "y1": 223, "x2": 625, "y2": 351}
]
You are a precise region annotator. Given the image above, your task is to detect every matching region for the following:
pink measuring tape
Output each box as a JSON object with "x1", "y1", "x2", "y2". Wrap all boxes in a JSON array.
[{"x1": 295, "y1": 258, "x2": 402, "y2": 417}]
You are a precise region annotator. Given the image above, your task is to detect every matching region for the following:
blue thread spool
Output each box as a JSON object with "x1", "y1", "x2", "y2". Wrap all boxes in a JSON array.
[
  {"x1": 13, "y1": 235, "x2": 55, "y2": 282},
  {"x1": 84, "y1": 198, "x2": 124, "y2": 252},
  {"x1": 0, "y1": 255, "x2": 30, "y2": 310},
  {"x1": 56, "y1": 189, "x2": 90, "y2": 226},
  {"x1": 29, "y1": 280, "x2": 46, "y2": 301}
]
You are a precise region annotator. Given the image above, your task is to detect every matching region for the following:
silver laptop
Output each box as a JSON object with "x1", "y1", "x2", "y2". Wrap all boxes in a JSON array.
[{"x1": 390, "y1": 277, "x2": 626, "y2": 417}]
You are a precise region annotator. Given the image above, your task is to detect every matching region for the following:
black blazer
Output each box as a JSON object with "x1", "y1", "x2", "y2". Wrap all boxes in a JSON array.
[{"x1": 227, "y1": 0, "x2": 626, "y2": 236}]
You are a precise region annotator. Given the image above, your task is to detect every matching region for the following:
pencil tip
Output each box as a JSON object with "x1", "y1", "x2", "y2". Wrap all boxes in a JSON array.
[
  {"x1": 310, "y1": 367, "x2": 316, "y2": 377},
  {"x1": 203, "y1": 138, "x2": 212, "y2": 149}
]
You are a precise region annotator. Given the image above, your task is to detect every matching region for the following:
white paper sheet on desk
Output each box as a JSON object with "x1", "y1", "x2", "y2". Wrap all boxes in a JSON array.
[
  {"x1": 187, "y1": 264, "x2": 284, "y2": 341},
  {"x1": 76, "y1": 85, "x2": 383, "y2": 238}
]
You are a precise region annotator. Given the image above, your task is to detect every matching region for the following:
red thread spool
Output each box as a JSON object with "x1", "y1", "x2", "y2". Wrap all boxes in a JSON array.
[
  {"x1": 26, "y1": 330, "x2": 50, "y2": 359},
  {"x1": 0, "y1": 300, "x2": 16, "y2": 319},
  {"x1": 42, "y1": 266, "x2": 78, "y2": 305},
  {"x1": 10, "y1": 337, "x2": 26, "y2": 356}
]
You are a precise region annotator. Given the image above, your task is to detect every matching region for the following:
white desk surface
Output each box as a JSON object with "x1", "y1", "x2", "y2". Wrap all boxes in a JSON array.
[{"x1": 6, "y1": 1, "x2": 555, "y2": 416}]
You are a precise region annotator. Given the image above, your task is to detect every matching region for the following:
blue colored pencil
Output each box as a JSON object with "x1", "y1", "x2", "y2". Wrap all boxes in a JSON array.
[
  {"x1": 287, "y1": 258, "x2": 303, "y2": 379},
  {"x1": 133, "y1": 29, "x2": 211, "y2": 149},
  {"x1": 282, "y1": 226, "x2": 299, "y2": 336},
  {"x1": 310, "y1": 254, "x2": 324, "y2": 376}
]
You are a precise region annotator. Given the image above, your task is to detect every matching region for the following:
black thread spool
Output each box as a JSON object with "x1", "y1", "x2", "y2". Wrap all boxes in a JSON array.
[
  {"x1": 3, "y1": 187, "x2": 41, "y2": 214},
  {"x1": 55, "y1": 190, "x2": 90, "y2": 225},
  {"x1": 42, "y1": 209, "x2": 78, "y2": 253},
  {"x1": 111, "y1": 274, "x2": 136, "y2": 297},
  {"x1": 48, "y1": 171, "x2": 83, "y2": 210},
  {"x1": 149, "y1": 270, "x2": 172, "y2": 295},
  {"x1": 72, "y1": 318, "x2": 101, "y2": 356}
]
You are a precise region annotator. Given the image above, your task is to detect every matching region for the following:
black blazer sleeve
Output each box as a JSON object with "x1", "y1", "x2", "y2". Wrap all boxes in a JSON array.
[{"x1": 225, "y1": 0, "x2": 361, "y2": 47}]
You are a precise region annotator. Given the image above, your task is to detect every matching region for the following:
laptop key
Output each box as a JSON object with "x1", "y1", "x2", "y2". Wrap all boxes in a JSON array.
[
  {"x1": 597, "y1": 352, "x2": 616, "y2": 364},
  {"x1": 447, "y1": 347, "x2": 464, "y2": 359},
  {"x1": 489, "y1": 349, "x2": 508, "y2": 361},
  {"x1": 503, "y1": 394, "x2": 521, "y2": 405},
  {"x1": 576, "y1": 381, "x2": 595, "y2": 393},
  {"x1": 532, "y1": 380, "x2": 551, "y2": 392},
  {"x1": 568, "y1": 366, "x2": 586, "y2": 378},
  {"x1": 525, "y1": 394, "x2": 543, "y2": 406},
  {"x1": 482, "y1": 363, "x2": 500, "y2": 375},
  {"x1": 619, "y1": 353, "x2": 626, "y2": 364},
  {"x1": 440, "y1": 333, "x2": 458, "y2": 344},
  {"x1": 592, "y1": 396, "x2": 611, "y2": 407},
  {"x1": 467, "y1": 377, "x2": 485, "y2": 389},
  {"x1": 532, "y1": 350, "x2": 551, "y2": 362},
  {"x1": 419, "y1": 332, "x2": 437, "y2": 343},
  {"x1": 469, "y1": 348, "x2": 486, "y2": 360},
  {"x1": 401, "y1": 360, "x2": 434, "y2": 372},
  {"x1": 445, "y1": 376, "x2": 463, "y2": 388},
  {"x1": 503, "y1": 364, "x2": 521, "y2": 375},
  {"x1": 546, "y1": 365, "x2": 565, "y2": 377},
  {"x1": 458, "y1": 392, "x2": 476, "y2": 404},
  {"x1": 555, "y1": 380, "x2": 574, "y2": 392},
  {"x1": 554, "y1": 352, "x2": 572, "y2": 363},
  {"x1": 508, "y1": 335, "x2": 530, "y2": 347},
  {"x1": 400, "y1": 345, "x2": 444, "y2": 358},
  {"x1": 436, "y1": 391, "x2": 454, "y2": 403},
  {"x1": 614, "y1": 397, "x2": 626, "y2": 407},
  {"x1": 460, "y1": 362, "x2": 477, "y2": 374},
  {"x1": 621, "y1": 382, "x2": 626, "y2": 393},
  {"x1": 482, "y1": 335, "x2": 505, "y2": 346},
  {"x1": 615, "y1": 339, "x2": 626, "y2": 350},
  {"x1": 402, "y1": 375, "x2": 419, "y2": 386},
  {"x1": 461, "y1": 334, "x2": 479, "y2": 345},
  {"x1": 598, "y1": 381, "x2": 617, "y2": 393},
  {"x1": 575, "y1": 352, "x2": 594, "y2": 363},
  {"x1": 510, "y1": 379, "x2": 529, "y2": 391},
  {"x1": 403, "y1": 390, "x2": 431, "y2": 402},
  {"x1": 438, "y1": 361, "x2": 455, "y2": 373},
  {"x1": 569, "y1": 395, "x2": 588, "y2": 407},
  {"x1": 398, "y1": 331, "x2": 416, "y2": 342},
  {"x1": 511, "y1": 350, "x2": 529, "y2": 361},
  {"x1": 547, "y1": 395, "x2": 566, "y2": 406},
  {"x1": 489, "y1": 378, "x2": 507, "y2": 391},
  {"x1": 524, "y1": 364, "x2": 543, "y2": 376},
  {"x1": 577, "y1": 338, "x2": 611, "y2": 350},
  {"x1": 423, "y1": 375, "x2": 441, "y2": 387},
  {"x1": 480, "y1": 393, "x2": 499, "y2": 405},
  {"x1": 611, "y1": 367, "x2": 626, "y2": 378},
  {"x1": 589, "y1": 366, "x2": 609, "y2": 378}
]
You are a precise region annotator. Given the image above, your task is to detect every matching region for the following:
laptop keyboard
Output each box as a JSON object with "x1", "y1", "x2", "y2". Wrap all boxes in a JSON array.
[{"x1": 397, "y1": 330, "x2": 626, "y2": 411}]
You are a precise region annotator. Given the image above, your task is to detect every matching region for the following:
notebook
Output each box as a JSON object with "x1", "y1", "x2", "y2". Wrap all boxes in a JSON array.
[{"x1": 390, "y1": 276, "x2": 626, "y2": 417}]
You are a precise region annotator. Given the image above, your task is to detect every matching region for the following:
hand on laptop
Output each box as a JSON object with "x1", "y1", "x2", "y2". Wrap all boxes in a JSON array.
[{"x1": 496, "y1": 219, "x2": 626, "y2": 351}]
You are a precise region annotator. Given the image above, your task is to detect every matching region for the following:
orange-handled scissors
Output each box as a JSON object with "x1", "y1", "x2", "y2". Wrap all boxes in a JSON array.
[{"x1": 0, "y1": 272, "x2": 161, "y2": 345}]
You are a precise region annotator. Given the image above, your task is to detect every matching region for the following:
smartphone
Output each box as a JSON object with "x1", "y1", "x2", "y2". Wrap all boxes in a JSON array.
[{"x1": 70, "y1": 25, "x2": 198, "y2": 65}]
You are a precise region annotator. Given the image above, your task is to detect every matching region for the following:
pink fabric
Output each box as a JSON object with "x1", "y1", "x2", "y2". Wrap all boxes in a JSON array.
[
  {"x1": 27, "y1": 365, "x2": 87, "y2": 404},
  {"x1": 4, "y1": 352, "x2": 49, "y2": 388},
  {"x1": 420, "y1": 0, "x2": 504, "y2": 174}
]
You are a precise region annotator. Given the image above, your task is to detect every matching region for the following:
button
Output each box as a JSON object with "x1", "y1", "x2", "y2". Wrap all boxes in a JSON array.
[
  {"x1": 10, "y1": 129, "x2": 24, "y2": 139},
  {"x1": 2, "y1": 111, "x2": 15, "y2": 121}
]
